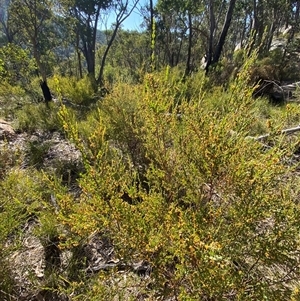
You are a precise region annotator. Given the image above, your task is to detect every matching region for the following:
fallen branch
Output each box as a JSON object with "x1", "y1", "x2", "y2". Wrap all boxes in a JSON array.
[
  {"x1": 281, "y1": 81, "x2": 300, "y2": 91},
  {"x1": 86, "y1": 260, "x2": 151, "y2": 276},
  {"x1": 253, "y1": 125, "x2": 300, "y2": 141}
]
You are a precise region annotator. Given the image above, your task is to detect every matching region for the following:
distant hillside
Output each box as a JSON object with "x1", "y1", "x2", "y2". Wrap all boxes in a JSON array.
[
  {"x1": 0, "y1": 0, "x2": 10, "y2": 21},
  {"x1": 96, "y1": 29, "x2": 106, "y2": 45}
]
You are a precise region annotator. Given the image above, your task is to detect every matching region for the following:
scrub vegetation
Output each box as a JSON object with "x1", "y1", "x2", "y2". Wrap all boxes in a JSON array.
[{"x1": 2, "y1": 1, "x2": 300, "y2": 300}]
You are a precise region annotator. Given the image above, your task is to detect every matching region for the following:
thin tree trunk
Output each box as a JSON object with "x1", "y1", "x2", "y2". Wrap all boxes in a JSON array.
[
  {"x1": 266, "y1": 20, "x2": 275, "y2": 52},
  {"x1": 255, "y1": 1, "x2": 265, "y2": 52},
  {"x1": 247, "y1": 0, "x2": 258, "y2": 56},
  {"x1": 150, "y1": 0, "x2": 154, "y2": 48},
  {"x1": 75, "y1": 31, "x2": 82, "y2": 79},
  {"x1": 150, "y1": 0, "x2": 155, "y2": 70},
  {"x1": 212, "y1": 0, "x2": 236, "y2": 65},
  {"x1": 96, "y1": 1, "x2": 139, "y2": 87},
  {"x1": 76, "y1": 6, "x2": 100, "y2": 90},
  {"x1": 176, "y1": 33, "x2": 183, "y2": 66},
  {"x1": 97, "y1": 22, "x2": 120, "y2": 87},
  {"x1": 206, "y1": 0, "x2": 236, "y2": 71},
  {"x1": 185, "y1": 12, "x2": 193, "y2": 76},
  {"x1": 33, "y1": 40, "x2": 52, "y2": 104},
  {"x1": 77, "y1": 50, "x2": 83, "y2": 79},
  {"x1": 205, "y1": 0, "x2": 215, "y2": 73}
]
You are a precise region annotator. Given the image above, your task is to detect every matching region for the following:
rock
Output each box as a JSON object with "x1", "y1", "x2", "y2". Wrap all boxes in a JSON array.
[
  {"x1": 252, "y1": 80, "x2": 289, "y2": 103},
  {"x1": 0, "y1": 119, "x2": 16, "y2": 140},
  {"x1": 42, "y1": 132, "x2": 84, "y2": 185},
  {"x1": 270, "y1": 38, "x2": 286, "y2": 51}
]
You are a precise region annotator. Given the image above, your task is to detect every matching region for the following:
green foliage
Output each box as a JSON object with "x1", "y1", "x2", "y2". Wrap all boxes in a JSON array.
[
  {"x1": 26, "y1": 140, "x2": 52, "y2": 168},
  {"x1": 100, "y1": 30, "x2": 149, "y2": 85},
  {"x1": 0, "y1": 44, "x2": 37, "y2": 115},
  {"x1": 2, "y1": 1, "x2": 300, "y2": 299},
  {"x1": 56, "y1": 62, "x2": 300, "y2": 299},
  {"x1": 15, "y1": 102, "x2": 62, "y2": 133},
  {"x1": 0, "y1": 168, "x2": 61, "y2": 297},
  {"x1": 0, "y1": 143, "x2": 21, "y2": 180},
  {"x1": 0, "y1": 170, "x2": 29, "y2": 299},
  {"x1": 0, "y1": 81, "x2": 26, "y2": 100},
  {"x1": 48, "y1": 75, "x2": 97, "y2": 105},
  {"x1": 103, "y1": 63, "x2": 142, "y2": 86},
  {"x1": 250, "y1": 57, "x2": 281, "y2": 82},
  {"x1": 0, "y1": 169, "x2": 51, "y2": 223},
  {"x1": 0, "y1": 46, "x2": 49, "y2": 119},
  {"x1": 249, "y1": 46, "x2": 299, "y2": 83},
  {"x1": 0, "y1": 43, "x2": 36, "y2": 88},
  {"x1": 0, "y1": 253, "x2": 14, "y2": 300}
]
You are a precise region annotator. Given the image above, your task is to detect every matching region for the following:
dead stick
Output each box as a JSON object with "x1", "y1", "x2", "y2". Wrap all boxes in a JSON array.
[{"x1": 254, "y1": 125, "x2": 300, "y2": 141}]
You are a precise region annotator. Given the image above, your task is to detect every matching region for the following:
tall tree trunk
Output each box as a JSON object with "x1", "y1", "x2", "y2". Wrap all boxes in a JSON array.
[
  {"x1": 75, "y1": 31, "x2": 82, "y2": 79},
  {"x1": 96, "y1": 1, "x2": 139, "y2": 87},
  {"x1": 76, "y1": 6, "x2": 100, "y2": 91},
  {"x1": 211, "y1": 0, "x2": 236, "y2": 65},
  {"x1": 176, "y1": 32, "x2": 183, "y2": 66},
  {"x1": 150, "y1": 0, "x2": 154, "y2": 45},
  {"x1": 255, "y1": 0, "x2": 265, "y2": 52},
  {"x1": 77, "y1": 50, "x2": 83, "y2": 79},
  {"x1": 247, "y1": 0, "x2": 259, "y2": 56},
  {"x1": 33, "y1": 39, "x2": 52, "y2": 104},
  {"x1": 82, "y1": 40, "x2": 95, "y2": 79},
  {"x1": 205, "y1": 0, "x2": 216, "y2": 73},
  {"x1": 150, "y1": 0, "x2": 155, "y2": 70},
  {"x1": 97, "y1": 22, "x2": 121, "y2": 87},
  {"x1": 185, "y1": 12, "x2": 193, "y2": 76},
  {"x1": 266, "y1": 19, "x2": 276, "y2": 52},
  {"x1": 206, "y1": 0, "x2": 236, "y2": 72}
]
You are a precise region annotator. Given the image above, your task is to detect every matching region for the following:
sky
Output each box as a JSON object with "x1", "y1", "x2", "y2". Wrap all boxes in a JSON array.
[
  {"x1": 100, "y1": 0, "x2": 155, "y2": 31},
  {"x1": 1, "y1": 0, "x2": 152, "y2": 32},
  {"x1": 121, "y1": 8, "x2": 145, "y2": 31}
]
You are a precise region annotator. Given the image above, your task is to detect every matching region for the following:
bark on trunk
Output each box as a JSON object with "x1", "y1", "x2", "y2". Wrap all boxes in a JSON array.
[
  {"x1": 40, "y1": 80, "x2": 52, "y2": 105},
  {"x1": 97, "y1": 22, "x2": 120, "y2": 87},
  {"x1": 185, "y1": 12, "x2": 193, "y2": 76},
  {"x1": 76, "y1": 31, "x2": 83, "y2": 79},
  {"x1": 150, "y1": 0, "x2": 154, "y2": 67},
  {"x1": 211, "y1": 0, "x2": 236, "y2": 66},
  {"x1": 33, "y1": 40, "x2": 52, "y2": 104},
  {"x1": 205, "y1": 0, "x2": 236, "y2": 72},
  {"x1": 205, "y1": 0, "x2": 216, "y2": 74}
]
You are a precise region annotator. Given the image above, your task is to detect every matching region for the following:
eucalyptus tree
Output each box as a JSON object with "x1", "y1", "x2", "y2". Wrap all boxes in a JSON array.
[
  {"x1": 60, "y1": 0, "x2": 112, "y2": 87},
  {"x1": 155, "y1": 0, "x2": 204, "y2": 75},
  {"x1": 204, "y1": 0, "x2": 237, "y2": 72},
  {"x1": 243, "y1": 0, "x2": 288, "y2": 54},
  {"x1": 59, "y1": 0, "x2": 139, "y2": 89},
  {"x1": 97, "y1": 0, "x2": 140, "y2": 86},
  {"x1": 0, "y1": 0, "x2": 17, "y2": 44},
  {"x1": 154, "y1": 0, "x2": 237, "y2": 74},
  {"x1": 8, "y1": 0, "x2": 60, "y2": 102},
  {"x1": 102, "y1": 29, "x2": 149, "y2": 82},
  {"x1": 155, "y1": 3, "x2": 189, "y2": 69}
]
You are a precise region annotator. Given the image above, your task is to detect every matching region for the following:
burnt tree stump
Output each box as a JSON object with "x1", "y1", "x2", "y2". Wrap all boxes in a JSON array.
[{"x1": 40, "y1": 80, "x2": 52, "y2": 105}]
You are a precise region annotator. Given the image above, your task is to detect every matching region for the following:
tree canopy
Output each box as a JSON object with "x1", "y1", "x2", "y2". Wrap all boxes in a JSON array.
[{"x1": 1, "y1": 0, "x2": 300, "y2": 90}]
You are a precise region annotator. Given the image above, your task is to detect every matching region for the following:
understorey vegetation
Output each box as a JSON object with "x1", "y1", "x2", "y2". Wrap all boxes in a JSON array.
[
  {"x1": 1, "y1": 55, "x2": 300, "y2": 300},
  {"x1": 2, "y1": 1, "x2": 300, "y2": 300}
]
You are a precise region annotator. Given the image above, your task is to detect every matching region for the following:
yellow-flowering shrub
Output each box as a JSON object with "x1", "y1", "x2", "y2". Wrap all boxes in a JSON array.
[{"x1": 56, "y1": 61, "x2": 300, "y2": 300}]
